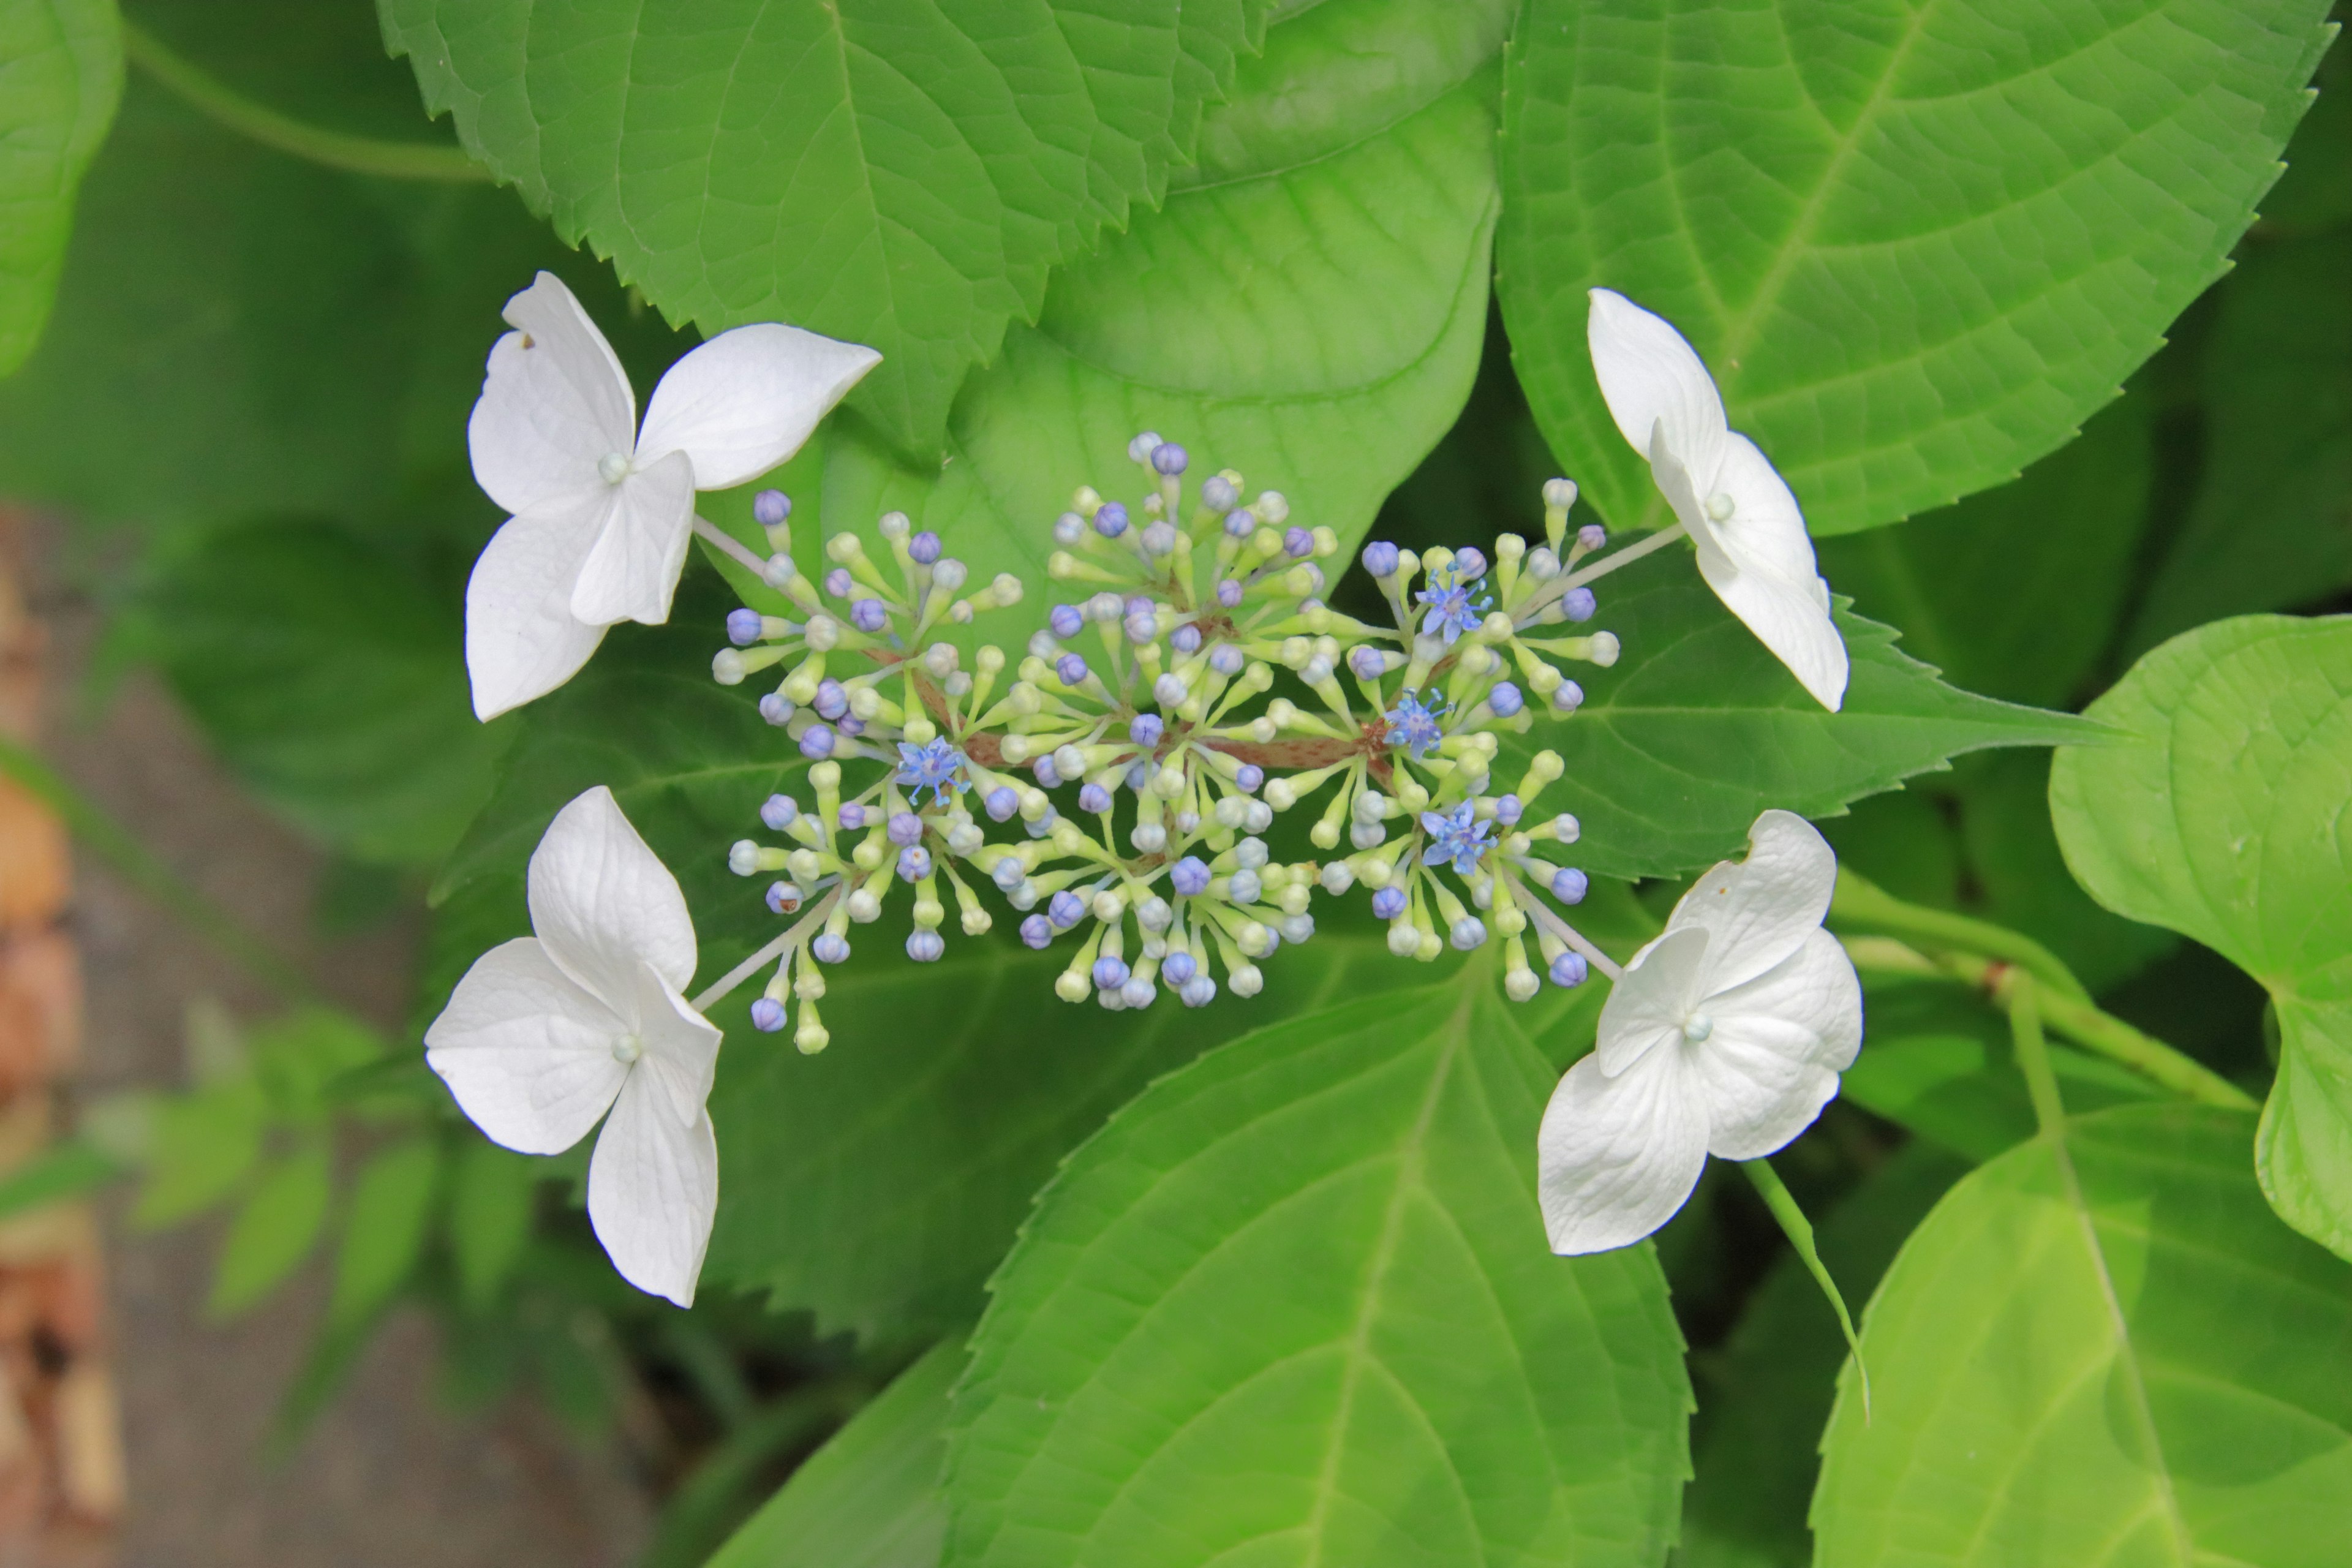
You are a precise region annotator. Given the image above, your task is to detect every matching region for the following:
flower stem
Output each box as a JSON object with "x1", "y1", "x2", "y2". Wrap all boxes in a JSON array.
[
  {"x1": 1841, "y1": 933, "x2": 2259, "y2": 1112},
  {"x1": 1559, "y1": 522, "x2": 1687, "y2": 590},
  {"x1": 2003, "y1": 971, "x2": 2071, "y2": 1140},
  {"x1": 693, "y1": 516, "x2": 771, "y2": 578},
  {"x1": 123, "y1": 20, "x2": 492, "y2": 184},
  {"x1": 1740, "y1": 1157, "x2": 1869, "y2": 1420},
  {"x1": 690, "y1": 889, "x2": 841, "y2": 1013},
  {"x1": 1829, "y1": 869, "x2": 2090, "y2": 1003}
]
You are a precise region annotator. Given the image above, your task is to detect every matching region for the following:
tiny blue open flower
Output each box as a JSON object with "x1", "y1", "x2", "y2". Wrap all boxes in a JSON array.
[
  {"x1": 895, "y1": 738, "x2": 964, "y2": 804},
  {"x1": 1420, "y1": 800, "x2": 1493, "y2": 876},
  {"x1": 1414, "y1": 564, "x2": 1490, "y2": 644},
  {"x1": 1384, "y1": 690, "x2": 1447, "y2": 758}
]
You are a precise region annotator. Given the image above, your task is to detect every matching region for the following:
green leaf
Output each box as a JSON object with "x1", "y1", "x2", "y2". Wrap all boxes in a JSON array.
[
  {"x1": 448, "y1": 1137, "x2": 537, "y2": 1312},
  {"x1": 1817, "y1": 396, "x2": 2152, "y2": 709},
  {"x1": 946, "y1": 984, "x2": 1689, "y2": 1568},
  {"x1": 1812, "y1": 1103, "x2": 2352, "y2": 1566},
  {"x1": 2051, "y1": 614, "x2": 2352, "y2": 1257},
  {"x1": 1496, "y1": 0, "x2": 2337, "y2": 537},
  {"x1": 209, "y1": 1140, "x2": 333, "y2": 1316},
  {"x1": 132, "y1": 1077, "x2": 266, "y2": 1226},
  {"x1": 0, "y1": 0, "x2": 121, "y2": 376},
  {"x1": 0, "y1": 11, "x2": 684, "y2": 533},
  {"x1": 380, "y1": 0, "x2": 1268, "y2": 456},
  {"x1": 326, "y1": 1135, "x2": 440, "y2": 1330},
  {"x1": 755, "y1": 0, "x2": 1503, "y2": 592},
  {"x1": 2127, "y1": 227, "x2": 2352, "y2": 651},
  {"x1": 704, "y1": 932, "x2": 1422, "y2": 1338},
  {"x1": 708, "y1": 1338, "x2": 959, "y2": 1568},
  {"x1": 0, "y1": 1139, "x2": 123, "y2": 1222},
  {"x1": 2262, "y1": 21, "x2": 2352, "y2": 235},
  {"x1": 1678, "y1": 1143, "x2": 1967, "y2": 1568},
  {"x1": 1498, "y1": 551, "x2": 2100, "y2": 880},
  {"x1": 135, "y1": 518, "x2": 507, "y2": 865}
]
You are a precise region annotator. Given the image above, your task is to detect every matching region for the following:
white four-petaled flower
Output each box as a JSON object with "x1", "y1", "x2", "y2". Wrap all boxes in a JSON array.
[
  {"x1": 466, "y1": 271, "x2": 880, "y2": 719},
  {"x1": 425, "y1": 785, "x2": 723, "y2": 1305},
  {"x1": 1586, "y1": 289, "x2": 1849, "y2": 711},
  {"x1": 1537, "y1": 809, "x2": 1862, "y2": 1255}
]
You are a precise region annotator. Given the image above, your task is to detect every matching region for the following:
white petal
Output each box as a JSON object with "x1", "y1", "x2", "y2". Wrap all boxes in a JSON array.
[
  {"x1": 1713, "y1": 434, "x2": 1830, "y2": 595},
  {"x1": 587, "y1": 1070, "x2": 718, "y2": 1307},
  {"x1": 529, "y1": 785, "x2": 699, "y2": 1000},
  {"x1": 638, "y1": 323, "x2": 881, "y2": 491},
  {"x1": 1707, "y1": 929, "x2": 1864, "y2": 1074},
  {"x1": 1588, "y1": 288, "x2": 1728, "y2": 484},
  {"x1": 468, "y1": 272, "x2": 638, "y2": 518},
  {"x1": 1649, "y1": 428, "x2": 1738, "y2": 582},
  {"x1": 1667, "y1": 810, "x2": 1842, "y2": 993},
  {"x1": 1537, "y1": 1046, "x2": 1711, "y2": 1256},
  {"x1": 622, "y1": 959, "x2": 723, "y2": 1128},
  {"x1": 424, "y1": 938, "x2": 629, "y2": 1155},
  {"x1": 465, "y1": 503, "x2": 614, "y2": 720},
  {"x1": 1594, "y1": 925, "x2": 1713, "y2": 1076},
  {"x1": 1689, "y1": 932, "x2": 1861, "y2": 1159},
  {"x1": 1695, "y1": 546, "x2": 1850, "y2": 712},
  {"x1": 570, "y1": 450, "x2": 696, "y2": 628}
]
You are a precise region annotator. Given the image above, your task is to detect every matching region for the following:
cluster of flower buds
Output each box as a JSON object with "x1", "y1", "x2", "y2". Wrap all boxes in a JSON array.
[{"x1": 712, "y1": 435, "x2": 1635, "y2": 1049}]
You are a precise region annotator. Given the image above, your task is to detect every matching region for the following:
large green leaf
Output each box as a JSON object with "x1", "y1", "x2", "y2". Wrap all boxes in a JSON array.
[
  {"x1": 0, "y1": 0, "x2": 120, "y2": 377},
  {"x1": 1499, "y1": 550, "x2": 2100, "y2": 880},
  {"x1": 380, "y1": 0, "x2": 1268, "y2": 456},
  {"x1": 946, "y1": 984, "x2": 1689, "y2": 1568},
  {"x1": 1677, "y1": 1142, "x2": 1967, "y2": 1568},
  {"x1": 742, "y1": 0, "x2": 1506, "y2": 591},
  {"x1": 707, "y1": 1338, "x2": 960, "y2": 1568},
  {"x1": 1496, "y1": 0, "x2": 2337, "y2": 537},
  {"x1": 135, "y1": 518, "x2": 507, "y2": 865},
  {"x1": 1812, "y1": 1104, "x2": 2352, "y2": 1566},
  {"x1": 2128, "y1": 227, "x2": 2352, "y2": 652},
  {"x1": 2051, "y1": 615, "x2": 2352, "y2": 1257}
]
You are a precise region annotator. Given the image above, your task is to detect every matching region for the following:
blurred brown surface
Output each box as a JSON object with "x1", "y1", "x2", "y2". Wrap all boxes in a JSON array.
[{"x1": 18, "y1": 515, "x2": 650, "y2": 1568}]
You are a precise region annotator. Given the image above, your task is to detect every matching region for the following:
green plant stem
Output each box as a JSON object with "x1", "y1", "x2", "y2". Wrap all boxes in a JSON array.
[
  {"x1": 0, "y1": 735, "x2": 315, "y2": 1001},
  {"x1": 1842, "y1": 934, "x2": 2258, "y2": 1112},
  {"x1": 122, "y1": 20, "x2": 491, "y2": 183},
  {"x1": 1740, "y1": 1158, "x2": 1870, "y2": 1419},
  {"x1": 1830, "y1": 869, "x2": 2090, "y2": 1003},
  {"x1": 2003, "y1": 972, "x2": 2070, "y2": 1141}
]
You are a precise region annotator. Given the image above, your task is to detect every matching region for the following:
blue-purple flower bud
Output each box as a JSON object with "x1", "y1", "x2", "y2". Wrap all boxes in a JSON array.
[
  {"x1": 1152, "y1": 442, "x2": 1188, "y2": 475},
  {"x1": 839, "y1": 802, "x2": 866, "y2": 832},
  {"x1": 812, "y1": 932, "x2": 851, "y2": 965},
  {"x1": 750, "y1": 997, "x2": 787, "y2": 1032},
  {"x1": 799, "y1": 725, "x2": 836, "y2": 760},
  {"x1": 1129, "y1": 714, "x2": 1164, "y2": 748},
  {"x1": 1362, "y1": 540, "x2": 1400, "y2": 578},
  {"x1": 1049, "y1": 603, "x2": 1084, "y2": 639},
  {"x1": 814, "y1": 679, "x2": 849, "y2": 720},
  {"x1": 1201, "y1": 474, "x2": 1238, "y2": 512},
  {"x1": 985, "y1": 786, "x2": 1019, "y2": 822},
  {"x1": 1223, "y1": 508, "x2": 1255, "y2": 539},
  {"x1": 1078, "y1": 783, "x2": 1113, "y2": 815},
  {"x1": 1487, "y1": 681, "x2": 1524, "y2": 718},
  {"x1": 1161, "y1": 951, "x2": 1197, "y2": 984},
  {"x1": 1371, "y1": 886, "x2": 1407, "y2": 921},
  {"x1": 727, "y1": 608, "x2": 763, "y2": 646},
  {"x1": 1180, "y1": 974, "x2": 1218, "y2": 1008},
  {"x1": 1577, "y1": 522, "x2": 1607, "y2": 552},
  {"x1": 760, "y1": 794, "x2": 799, "y2": 831},
  {"x1": 1284, "y1": 527, "x2": 1313, "y2": 559},
  {"x1": 823, "y1": 566, "x2": 854, "y2": 599},
  {"x1": 908, "y1": 530, "x2": 942, "y2": 565},
  {"x1": 1561, "y1": 586, "x2": 1597, "y2": 623},
  {"x1": 1031, "y1": 756, "x2": 1062, "y2": 788},
  {"x1": 836, "y1": 715, "x2": 865, "y2": 737},
  {"x1": 758, "y1": 693, "x2": 794, "y2": 727},
  {"x1": 1092, "y1": 955, "x2": 1131, "y2": 990},
  {"x1": 1208, "y1": 643, "x2": 1245, "y2": 675},
  {"x1": 1020, "y1": 914, "x2": 1052, "y2": 949},
  {"x1": 1124, "y1": 609, "x2": 1157, "y2": 646},
  {"x1": 1094, "y1": 502, "x2": 1129, "y2": 538},
  {"x1": 1550, "y1": 867, "x2": 1589, "y2": 905},
  {"x1": 1049, "y1": 891, "x2": 1084, "y2": 927},
  {"x1": 753, "y1": 489, "x2": 792, "y2": 527},
  {"x1": 1349, "y1": 646, "x2": 1385, "y2": 680},
  {"x1": 1170, "y1": 623, "x2": 1202, "y2": 654},
  {"x1": 1552, "y1": 680, "x2": 1585, "y2": 713},
  {"x1": 1549, "y1": 951, "x2": 1588, "y2": 987},
  {"x1": 1235, "y1": 764, "x2": 1264, "y2": 793},
  {"x1": 1216, "y1": 578, "x2": 1244, "y2": 608},
  {"x1": 1493, "y1": 793, "x2": 1523, "y2": 826},
  {"x1": 851, "y1": 598, "x2": 889, "y2": 633},
  {"x1": 1056, "y1": 652, "x2": 1089, "y2": 686},
  {"x1": 907, "y1": 930, "x2": 944, "y2": 962},
  {"x1": 887, "y1": 812, "x2": 923, "y2": 846},
  {"x1": 1454, "y1": 546, "x2": 1488, "y2": 579},
  {"x1": 1170, "y1": 856, "x2": 1211, "y2": 897},
  {"x1": 764, "y1": 881, "x2": 796, "y2": 914}
]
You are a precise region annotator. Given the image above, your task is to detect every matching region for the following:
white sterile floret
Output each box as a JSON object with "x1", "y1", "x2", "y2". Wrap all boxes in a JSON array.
[
  {"x1": 1586, "y1": 289, "x2": 1848, "y2": 711},
  {"x1": 1536, "y1": 809, "x2": 1862, "y2": 1255},
  {"x1": 424, "y1": 786, "x2": 724, "y2": 1305},
  {"x1": 465, "y1": 271, "x2": 880, "y2": 719}
]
